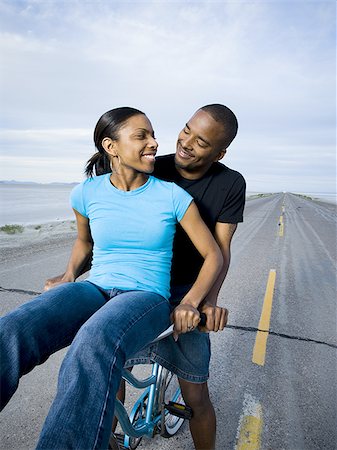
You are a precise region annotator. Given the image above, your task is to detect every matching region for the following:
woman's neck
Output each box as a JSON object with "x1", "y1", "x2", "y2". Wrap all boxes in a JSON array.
[{"x1": 109, "y1": 170, "x2": 149, "y2": 191}]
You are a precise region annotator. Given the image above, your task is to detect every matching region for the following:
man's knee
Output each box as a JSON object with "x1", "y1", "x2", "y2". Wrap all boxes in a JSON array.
[{"x1": 179, "y1": 379, "x2": 211, "y2": 410}]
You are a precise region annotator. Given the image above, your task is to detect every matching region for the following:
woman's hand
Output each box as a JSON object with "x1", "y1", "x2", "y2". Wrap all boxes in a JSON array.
[
  {"x1": 44, "y1": 273, "x2": 72, "y2": 291},
  {"x1": 171, "y1": 303, "x2": 201, "y2": 341},
  {"x1": 198, "y1": 302, "x2": 229, "y2": 332}
]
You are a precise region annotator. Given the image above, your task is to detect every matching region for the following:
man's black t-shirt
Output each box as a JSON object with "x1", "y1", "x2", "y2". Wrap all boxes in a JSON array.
[{"x1": 153, "y1": 154, "x2": 246, "y2": 286}]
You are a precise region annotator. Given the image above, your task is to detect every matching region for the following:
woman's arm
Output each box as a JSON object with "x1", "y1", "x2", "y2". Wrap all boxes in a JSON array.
[
  {"x1": 172, "y1": 201, "x2": 223, "y2": 337},
  {"x1": 198, "y1": 222, "x2": 237, "y2": 332},
  {"x1": 44, "y1": 209, "x2": 93, "y2": 290}
]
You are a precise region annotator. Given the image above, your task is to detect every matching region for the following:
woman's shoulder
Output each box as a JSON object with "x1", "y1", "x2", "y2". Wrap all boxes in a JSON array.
[
  {"x1": 71, "y1": 174, "x2": 109, "y2": 201},
  {"x1": 78, "y1": 173, "x2": 109, "y2": 189},
  {"x1": 150, "y1": 176, "x2": 180, "y2": 192},
  {"x1": 150, "y1": 176, "x2": 192, "y2": 200},
  {"x1": 150, "y1": 175, "x2": 173, "y2": 187}
]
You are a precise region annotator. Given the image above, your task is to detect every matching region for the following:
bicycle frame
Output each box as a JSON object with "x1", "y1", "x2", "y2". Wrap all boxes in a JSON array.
[
  {"x1": 114, "y1": 363, "x2": 163, "y2": 448},
  {"x1": 112, "y1": 316, "x2": 206, "y2": 449}
]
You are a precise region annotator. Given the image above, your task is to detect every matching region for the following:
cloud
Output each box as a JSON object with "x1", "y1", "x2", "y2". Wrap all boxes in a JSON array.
[
  {"x1": 0, "y1": 128, "x2": 92, "y2": 156},
  {"x1": 0, "y1": 0, "x2": 335, "y2": 192},
  {"x1": 0, "y1": 126, "x2": 173, "y2": 182}
]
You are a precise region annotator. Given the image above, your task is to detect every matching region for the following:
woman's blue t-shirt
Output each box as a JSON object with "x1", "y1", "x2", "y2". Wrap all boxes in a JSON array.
[{"x1": 70, "y1": 174, "x2": 193, "y2": 299}]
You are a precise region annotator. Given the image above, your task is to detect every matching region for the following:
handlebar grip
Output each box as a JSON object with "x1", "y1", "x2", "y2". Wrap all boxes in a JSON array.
[{"x1": 199, "y1": 312, "x2": 207, "y2": 327}]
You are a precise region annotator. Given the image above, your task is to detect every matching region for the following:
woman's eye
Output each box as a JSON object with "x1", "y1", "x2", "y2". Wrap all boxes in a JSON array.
[{"x1": 184, "y1": 128, "x2": 189, "y2": 134}]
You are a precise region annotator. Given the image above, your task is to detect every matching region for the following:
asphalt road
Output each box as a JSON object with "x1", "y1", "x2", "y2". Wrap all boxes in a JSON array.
[{"x1": 0, "y1": 193, "x2": 336, "y2": 450}]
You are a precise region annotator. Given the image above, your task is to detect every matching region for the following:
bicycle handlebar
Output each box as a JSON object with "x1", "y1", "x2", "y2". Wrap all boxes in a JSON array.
[
  {"x1": 152, "y1": 312, "x2": 207, "y2": 343},
  {"x1": 199, "y1": 312, "x2": 207, "y2": 327}
]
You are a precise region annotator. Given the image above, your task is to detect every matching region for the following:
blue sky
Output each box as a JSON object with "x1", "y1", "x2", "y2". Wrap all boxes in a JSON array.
[{"x1": 0, "y1": 0, "x2": 335, "y2": 193}]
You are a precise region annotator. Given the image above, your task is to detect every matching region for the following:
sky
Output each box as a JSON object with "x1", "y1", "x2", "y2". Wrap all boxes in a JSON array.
[{"x1": 0, "y1": 0, "x2": 335, "y2": 193}]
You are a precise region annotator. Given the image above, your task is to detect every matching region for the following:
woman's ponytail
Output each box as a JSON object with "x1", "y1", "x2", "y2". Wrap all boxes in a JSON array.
[{"x1": 85, "y1": 151, "x2": 111, "y2": 178}]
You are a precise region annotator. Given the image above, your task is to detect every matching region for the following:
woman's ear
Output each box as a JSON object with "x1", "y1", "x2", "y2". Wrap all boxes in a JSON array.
[{"x1": 102, "y1": 137, "x2": 117, "y2": 157}]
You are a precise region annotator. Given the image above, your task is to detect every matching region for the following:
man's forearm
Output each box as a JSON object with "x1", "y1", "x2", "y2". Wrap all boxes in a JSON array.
[{"x1": 201, "y1": 249, "x2": 230, "y2": 306}]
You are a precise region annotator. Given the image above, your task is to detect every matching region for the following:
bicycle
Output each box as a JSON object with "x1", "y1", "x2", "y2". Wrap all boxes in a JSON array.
[{"x1": 109, "y1": 313, "x2": 207, "y2": 450}]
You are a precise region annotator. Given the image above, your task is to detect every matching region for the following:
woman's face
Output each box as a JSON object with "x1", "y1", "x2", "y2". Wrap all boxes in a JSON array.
[{"x1": 109, "y1": 114, "x2": 158, "y2": 174}]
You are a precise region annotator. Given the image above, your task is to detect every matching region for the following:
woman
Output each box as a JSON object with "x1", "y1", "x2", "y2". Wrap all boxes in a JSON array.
[{"x1": 0, "y1": 107, "x2": 222, "y2": 449}]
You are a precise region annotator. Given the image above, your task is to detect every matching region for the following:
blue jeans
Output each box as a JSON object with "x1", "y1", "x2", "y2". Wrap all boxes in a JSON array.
[
  {"x1": 0, "y1": 281, "x2": 170, "y2": 449},
  {"x1": 126, "y1": 285, "x2": 211, "y2": 383}
]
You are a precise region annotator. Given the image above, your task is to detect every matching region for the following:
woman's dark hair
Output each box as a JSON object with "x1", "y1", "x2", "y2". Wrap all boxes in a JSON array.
[{"x1": 85, "y1": 107, "x2": 145, "y2": 177}]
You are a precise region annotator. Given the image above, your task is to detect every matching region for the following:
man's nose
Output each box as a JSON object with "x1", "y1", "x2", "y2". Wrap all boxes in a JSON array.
[{"x1": 181, "y1": 135, "x2": 193, "y2": 149}]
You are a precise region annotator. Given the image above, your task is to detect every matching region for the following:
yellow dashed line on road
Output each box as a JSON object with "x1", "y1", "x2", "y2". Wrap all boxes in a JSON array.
[
  {"x1": 278, "y1": 215, "x2": 284, "y2": 236},
  {"x1": 252, "y1": 270, "x2": 276, "y2": 366}
]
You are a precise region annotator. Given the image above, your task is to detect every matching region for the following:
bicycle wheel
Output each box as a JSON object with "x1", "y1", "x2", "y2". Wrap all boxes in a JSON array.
[
  {"x1": 126, "y1": 397, "x2": 147, "y2": 450},
  {"x1": 157, "y1": 367, "x2": 185, "y2": 437}
]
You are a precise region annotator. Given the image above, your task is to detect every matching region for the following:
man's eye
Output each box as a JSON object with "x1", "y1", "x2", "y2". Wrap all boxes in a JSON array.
[
  {"x1": 184, "y1": 128, "x2": 189, "y2": 134},
  {"x1": 197, "y1": 140, "x2": 207, "y2": 148}
]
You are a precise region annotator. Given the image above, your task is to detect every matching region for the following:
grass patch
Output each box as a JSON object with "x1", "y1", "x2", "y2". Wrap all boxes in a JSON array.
[
  {"x1": 256, "y1": 193, "x2": 272, "y2": 198},
  {"x1": 0, "y1": 224, "x2": 25, "y2": 234},
  {"x1": 294, "y1": 194, "x2": 313, "y2": 201},
  {"x1": 248, "y1": 193, "x2": 273, "y2": 200}
]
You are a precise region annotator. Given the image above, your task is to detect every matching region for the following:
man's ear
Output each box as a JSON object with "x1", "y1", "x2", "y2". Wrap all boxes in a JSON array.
[
  {"x1": 214, "y1": 149, "x2": 227, "y2": 162},
  {"x1": 102, "y1": 137, "x2": 117, "y2": 157}
]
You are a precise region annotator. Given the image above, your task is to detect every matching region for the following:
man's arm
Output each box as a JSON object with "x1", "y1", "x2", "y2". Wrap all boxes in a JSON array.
[{"x1": 199, "y1": 222, "x2": 238, "y2": 331}]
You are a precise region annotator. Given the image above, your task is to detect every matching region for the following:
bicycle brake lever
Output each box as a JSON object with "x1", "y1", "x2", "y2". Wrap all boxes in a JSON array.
[{"x1": 152, "y1": 313, "x2": 207, "y2": 343}]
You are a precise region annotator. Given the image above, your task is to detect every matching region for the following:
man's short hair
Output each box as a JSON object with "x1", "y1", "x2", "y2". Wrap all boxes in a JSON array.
[{"x1": 200, "y1": 104, "x2": 238, "y2": 149}]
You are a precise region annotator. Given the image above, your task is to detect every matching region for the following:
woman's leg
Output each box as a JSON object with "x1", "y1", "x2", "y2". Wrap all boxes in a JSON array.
[
  {"x1": 0, "y1": 281, "x2": 108, "y2": 410},
  {"x1": 37, "y1": 289, "x2": 171, "y2": 450}
]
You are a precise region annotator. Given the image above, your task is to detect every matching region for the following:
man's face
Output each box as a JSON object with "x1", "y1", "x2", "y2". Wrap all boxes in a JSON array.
[{"x1": 175, "y1": 109, "x2": 226, "y2": 177}]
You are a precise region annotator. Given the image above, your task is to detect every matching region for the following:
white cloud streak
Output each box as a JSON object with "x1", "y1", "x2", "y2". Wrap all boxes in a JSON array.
[{"x1": 0, "y1": 0, "x2": 335, "y2": 192}]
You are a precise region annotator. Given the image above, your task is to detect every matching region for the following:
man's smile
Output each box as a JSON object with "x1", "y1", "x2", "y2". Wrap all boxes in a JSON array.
[{"x1": 177, "y1": 144, "x2": 193, "y2": 159}]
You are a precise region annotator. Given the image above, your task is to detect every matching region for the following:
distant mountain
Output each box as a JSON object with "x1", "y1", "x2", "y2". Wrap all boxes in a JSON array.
[
  {"x1": 0, "y1": 180, "x2": 37, "y2": 185},
  {"x1": 49, "y1": 182, "x2": 79, "y2": 186}
]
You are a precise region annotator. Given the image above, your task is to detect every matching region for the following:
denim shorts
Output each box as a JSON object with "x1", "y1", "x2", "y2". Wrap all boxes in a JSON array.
[{"x1": 125, "y1": 285, "x2": 211, "y2": 383}]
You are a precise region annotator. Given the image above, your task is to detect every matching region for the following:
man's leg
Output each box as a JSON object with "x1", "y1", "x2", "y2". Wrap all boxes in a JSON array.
[
  {"x1": 179, "y1": 378, "x2": 216, "y2": 450},
  {"x1": 37, "y1": 290, "x2": 170, "y2": 450},
  {"x1": 0, "y1": 281, "x2": 107, "y2": 410}
]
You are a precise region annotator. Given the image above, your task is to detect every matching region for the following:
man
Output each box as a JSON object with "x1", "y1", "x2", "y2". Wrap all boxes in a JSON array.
[{"x1": 46, "y1": 103, "x2": 246, "y2": 449}]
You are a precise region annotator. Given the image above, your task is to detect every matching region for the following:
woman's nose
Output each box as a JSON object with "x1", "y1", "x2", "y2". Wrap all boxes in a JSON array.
[{"x1": 148, "y1": 137, "x2": 158, "y2": 149}]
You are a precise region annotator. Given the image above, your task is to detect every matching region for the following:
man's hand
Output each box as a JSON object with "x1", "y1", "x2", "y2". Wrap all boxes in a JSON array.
[
  {"x1": 171, "y1": 303, "x2": 201, "y2": 341},
  {"x1": 44, "y1": 273, "x2": 70, "y2": 291},
  {"x1": 198, "y1": 302, "x2": 228, "y2": 332}
]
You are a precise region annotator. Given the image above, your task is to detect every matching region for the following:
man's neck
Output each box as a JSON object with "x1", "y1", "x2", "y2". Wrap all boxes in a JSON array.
[{"x1": 175, "y1": 163, "x2": 213, "y2": 180}]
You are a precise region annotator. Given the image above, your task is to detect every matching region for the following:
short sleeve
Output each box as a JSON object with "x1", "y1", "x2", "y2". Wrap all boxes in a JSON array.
[
  {"x1": 70, "y1": 183, "x2": 88, "y2": 218},
  {"x1": 218, "y1": 175, "x2": 246, "y2": 223},
  {"x1": 172, "y1": 183, "x2": 193, "y2": 222}
]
